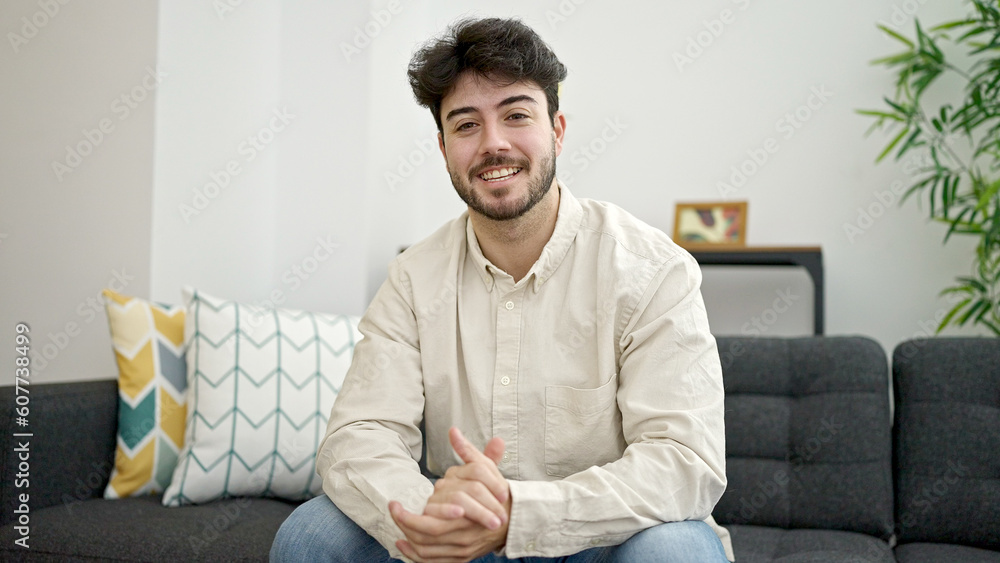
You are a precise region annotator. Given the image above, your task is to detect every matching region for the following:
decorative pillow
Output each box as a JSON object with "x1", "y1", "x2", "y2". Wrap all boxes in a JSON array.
[
  {"x1": 101, "y1": 289, "x2": 187, "y2": 498},
  {"x1": 162, "y1": 287, "x2": 361, "y2": 506}
]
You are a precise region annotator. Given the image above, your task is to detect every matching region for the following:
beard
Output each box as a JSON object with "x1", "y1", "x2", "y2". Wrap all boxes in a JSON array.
[{"x1": 449, "y1": 139, "x2": 557, "y2": 222}]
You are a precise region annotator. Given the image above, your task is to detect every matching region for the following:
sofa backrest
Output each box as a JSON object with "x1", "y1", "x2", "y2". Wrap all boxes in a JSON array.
[
  {"x1": 893, "y1": 337, "x2": 1000, "y2": 549},
  {"x1": 713, "y1": 336, "x2": 894, "y2": 540},
  {"x1": 0, "y1": 379, "x2": 118, "y2": 526}
]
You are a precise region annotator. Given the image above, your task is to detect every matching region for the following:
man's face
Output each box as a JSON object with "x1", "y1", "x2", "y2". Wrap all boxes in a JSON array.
[{"x1": 438, "y1": 73, "x2": 565, "y2": 221}]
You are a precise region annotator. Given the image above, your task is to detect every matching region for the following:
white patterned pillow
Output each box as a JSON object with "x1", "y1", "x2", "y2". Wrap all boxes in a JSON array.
[{"x1": 162, "y1": 287, "x2": 361, "y2": 506}]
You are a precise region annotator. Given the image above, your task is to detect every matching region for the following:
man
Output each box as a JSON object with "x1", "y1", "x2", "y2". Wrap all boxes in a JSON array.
[{"x1": 272, "y1": 17, "x2": 733, "y2": 563}]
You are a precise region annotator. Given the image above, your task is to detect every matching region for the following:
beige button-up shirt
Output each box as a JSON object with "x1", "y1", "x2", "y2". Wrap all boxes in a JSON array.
[{"x1": 318, "y1": 184, "x2": 733, "y2": 561}]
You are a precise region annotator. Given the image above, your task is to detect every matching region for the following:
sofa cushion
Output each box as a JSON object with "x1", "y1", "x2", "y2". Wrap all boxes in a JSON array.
[
  {"x1": 712, "y1": 337, "x2": 894, "y2": 540},
  {"x1": 727, "y1": 524, "x2": 894, "y2": 562},
  {"x1": 163, "y1": 288, "x2": 361, "y2": 506},
  {"x1": 0, "y1": 494, "x2": 295, "y2": 562},
  {"x1": 894, "y1": 542, "x2": 1000, "y2": 563},
  {"x1": 101, "y1": 289, "x2": 187, "y2": 498},
  {"x1": 892, "y1": 337, "x2": 1000, "y2": 550}
]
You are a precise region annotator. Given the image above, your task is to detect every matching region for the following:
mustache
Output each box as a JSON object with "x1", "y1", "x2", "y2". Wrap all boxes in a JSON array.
[{"x1": 469, "y1": 156, "x2": 530, "y2": 180}]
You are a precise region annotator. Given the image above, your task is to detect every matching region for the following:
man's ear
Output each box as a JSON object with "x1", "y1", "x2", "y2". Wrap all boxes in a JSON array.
[
  {"x1": 438, "y1": 131, "x2": 446, "y2": 158},
  {"x1": 552, "y1": 111, "x2": 567, "y2": 157}
]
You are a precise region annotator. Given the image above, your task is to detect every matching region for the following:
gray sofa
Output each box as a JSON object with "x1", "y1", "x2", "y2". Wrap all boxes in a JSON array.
[
  {"x1": 891, "y1": 338, "x2": 1000, "y2": 562},
  {"x1": 1, "y1": 336, "x2": 996, "y2": 562}
]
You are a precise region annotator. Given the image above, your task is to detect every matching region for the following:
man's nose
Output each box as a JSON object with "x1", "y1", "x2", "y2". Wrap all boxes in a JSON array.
[{"x1": 479, "y1": 123, "x2": 511, "y2": 154}]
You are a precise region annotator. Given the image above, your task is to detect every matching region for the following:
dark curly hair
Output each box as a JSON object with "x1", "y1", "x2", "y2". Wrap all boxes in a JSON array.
[{"x1": 407, "y1": 17, "x2": 567, "y2": 133}]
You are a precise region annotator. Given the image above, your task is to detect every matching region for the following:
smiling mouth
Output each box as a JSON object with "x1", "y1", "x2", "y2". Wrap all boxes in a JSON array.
[{"x1": 478, "y1": 167, "x2": 522, "y2": 182}]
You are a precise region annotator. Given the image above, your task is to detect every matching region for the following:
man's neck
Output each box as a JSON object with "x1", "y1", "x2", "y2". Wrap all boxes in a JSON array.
[{"x1": 470, "y1": 185, "x2": 560, "y2": 283}]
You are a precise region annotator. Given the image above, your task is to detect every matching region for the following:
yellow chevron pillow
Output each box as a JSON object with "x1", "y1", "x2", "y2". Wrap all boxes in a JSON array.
[{"x1": 102, "y1": 289, "x2": 187, "y2": 498}]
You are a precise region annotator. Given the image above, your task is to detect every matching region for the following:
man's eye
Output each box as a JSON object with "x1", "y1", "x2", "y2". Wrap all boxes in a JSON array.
[
  {"x1": 457, "y1": 122, "x2": 476, "y2": 131},
  {"x1": 507, "y1": 113, "x2": 527, "y2": 120}
]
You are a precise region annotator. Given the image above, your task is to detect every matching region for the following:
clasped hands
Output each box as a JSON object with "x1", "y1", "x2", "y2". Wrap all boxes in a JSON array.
[{"x1": 389, "y1": 427, "x2": 511, "y2": 563}]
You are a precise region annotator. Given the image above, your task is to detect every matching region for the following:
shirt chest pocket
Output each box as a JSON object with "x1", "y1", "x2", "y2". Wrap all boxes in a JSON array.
[{"x1": 544, "y1": 376, "x2": 627, "y2": 478}]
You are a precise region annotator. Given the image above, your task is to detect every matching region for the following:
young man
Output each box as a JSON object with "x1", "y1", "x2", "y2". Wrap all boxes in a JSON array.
[{"x1": 272, "y1": 17, "x2": 733, "y2": 563}]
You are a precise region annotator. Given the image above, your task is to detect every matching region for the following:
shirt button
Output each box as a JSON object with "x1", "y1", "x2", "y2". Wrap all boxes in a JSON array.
[
  {"x1": 504, "y1": 300, "x2": 514, "y2": 310},
  {"x1": 502, "y1": 453, "x2": 510, "y2": 462},
  {"x1": 526, "y1": 541, "x2": 535, "y2": 551},
  {"x1": 500, "y1": 376, "x2": 511, "y2": 386}
]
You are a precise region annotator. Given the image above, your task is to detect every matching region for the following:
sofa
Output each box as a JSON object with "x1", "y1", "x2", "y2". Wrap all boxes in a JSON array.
[{"x1": 1, "y1": 336, "x2": 996, "y2": 562}]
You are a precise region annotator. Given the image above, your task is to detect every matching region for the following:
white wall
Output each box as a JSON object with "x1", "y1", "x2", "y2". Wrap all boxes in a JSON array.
[
  {"x1": 150, "y1": 0, "x2": 283, "y2": 307},
  {"x1": 0, "y1": 0, "x2": 158, "y2": 383},
  {"x1": 150, "y1": 0, "x2": 372, "y2": 317},
  {"x1": 357, "y1": 0, "x2": 988, "y2": 347},
  {"x1": 1, "y1": 0, "x2": 987, "y2": 383}
]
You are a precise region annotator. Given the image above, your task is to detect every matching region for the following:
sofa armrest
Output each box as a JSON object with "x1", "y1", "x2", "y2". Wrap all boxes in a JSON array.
[{"x1": 0, "y1": 379, "x2": 118, "y2": 526}]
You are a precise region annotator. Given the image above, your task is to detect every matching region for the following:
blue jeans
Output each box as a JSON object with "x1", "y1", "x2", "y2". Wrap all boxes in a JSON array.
[{"x1": 270, "y1": 495, "x2": 728, "y2": 562}]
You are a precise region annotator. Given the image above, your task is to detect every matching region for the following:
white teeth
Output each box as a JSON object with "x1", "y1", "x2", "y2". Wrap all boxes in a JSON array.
[{"x1": 479, "y1": 167, "x2": 521, "y2": 181}]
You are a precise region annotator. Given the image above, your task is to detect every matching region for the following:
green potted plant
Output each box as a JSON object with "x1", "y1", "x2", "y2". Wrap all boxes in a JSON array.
[{"x1": 861, "y1": 0, "x2": 1000, "y2": 335}]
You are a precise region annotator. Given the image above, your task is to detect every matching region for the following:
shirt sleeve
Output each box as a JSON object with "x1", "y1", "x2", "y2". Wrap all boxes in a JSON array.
[
  {"x1": 504, "y1": 253, "x2": 728, "y2": 558},
  {"x1": 316, "y1": 260, "x2": 433, "y2": 561}
]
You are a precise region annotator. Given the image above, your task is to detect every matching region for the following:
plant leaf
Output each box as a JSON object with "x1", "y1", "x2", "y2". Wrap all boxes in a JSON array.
[
  {"x1": 878, "y1": 24, "x2": 915, "y2": 47},
  {"x1": 932, "y1": 19, "x2": 977, "y2": 32},
  {"x1": 937, "y1": 297, "x2": 972, "y2": 331},
  {"x1": 856, "y1": 109, "x2": 905, "y2": 121},
  {"x1": 958, "y1": 299, "x2": 988, "y2": 325},
  {"x1": 871, "y1": 51, "x2": 918, "y2": 66},
  {"x1": 877, "y1": 126, "x2": 911, "y2": 162}
]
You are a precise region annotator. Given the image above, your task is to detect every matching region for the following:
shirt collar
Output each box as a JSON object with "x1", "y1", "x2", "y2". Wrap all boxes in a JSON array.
[{"x1": 465, "y1": 180, "x2": 584, "y2": 293}]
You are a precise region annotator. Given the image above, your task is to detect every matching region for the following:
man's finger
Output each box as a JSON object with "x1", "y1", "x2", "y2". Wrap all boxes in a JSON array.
[
  {"x1": 391, "y1": 501, "x2": 471, "y2": 539},
  {"x1": 449, "y1": 427, "x2": 504, "y2": 467},
  {"x1": 449, "y1": 427, "x2": 482, "y2": 464},
  {"x1": 443, "y1": 490, "x2": 503, "y2": 530},
  {"x1": 483, "y1": 436, "x2": 505, "y2": 466},
  {"x1": 395, "y1": 539, "x2": 421, "y2": 562},
  {"x1": 435, "y1": 469, "x2": 509, "y2": 518},
  {"x1": 422, "y1": 502, "x2": 465, "y2": 520},
  {"x1": 447, "y1": 428, "x2": 510, "y2": 505}
]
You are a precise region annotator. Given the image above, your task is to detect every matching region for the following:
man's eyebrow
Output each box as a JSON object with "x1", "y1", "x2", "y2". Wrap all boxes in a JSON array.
[
  {"x1": 498, "y1": 94, "x2": 538, "y2": 109},
  {"x1": 444, "y1": 94, "x2": 540, "y2": 122}
]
